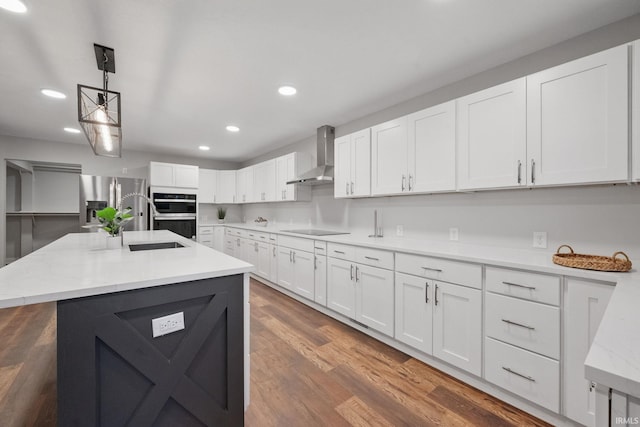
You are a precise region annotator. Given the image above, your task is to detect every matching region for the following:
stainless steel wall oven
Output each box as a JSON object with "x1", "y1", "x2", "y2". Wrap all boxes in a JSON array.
[{"x1": 151, "y1": 192, "x2": 197, "y2": 239}]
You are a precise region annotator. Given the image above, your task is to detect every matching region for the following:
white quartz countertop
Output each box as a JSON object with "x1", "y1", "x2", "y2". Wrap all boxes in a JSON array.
[{"x1": 0, "y1": 230, "x2": 253, "y2": 309}]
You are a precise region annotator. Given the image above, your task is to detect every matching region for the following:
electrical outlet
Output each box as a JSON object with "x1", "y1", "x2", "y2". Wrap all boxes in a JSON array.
[
  {"x1": 533, "y1": 231, "x2": 547, "y2": 249},
  {"x1": 122, "y1": 167, "x2": 127, "y2": 174},
  {"x1": 152, "y1": 312, "x2": 185, "y2": 338},
  {"x1": 449, "y1": 228, "x2": 459, "y2": 241},
  {"x1": 396, "y1": 225, "x2": 404, "y2": 237}
]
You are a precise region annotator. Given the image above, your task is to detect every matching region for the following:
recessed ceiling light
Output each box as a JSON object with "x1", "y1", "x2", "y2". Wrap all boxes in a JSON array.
[
  {"x1": 226, "y1": 125, "x2": 240, "y2": 132},
  {"x1": 0, "y1": 0, "x2": 27, "y2": 13},
  {"x1": 64, "y1": 127, "x2": 81, "y2": 134},
  {"x1": 198, "y1": 145, "x2": 210, "y2": 151},
  {"x1": 41, "y1": 89, "x2": 66, "y2": 99},
  {"x1": 278, "y1": 86, "x2": 297, "y2": 96}
]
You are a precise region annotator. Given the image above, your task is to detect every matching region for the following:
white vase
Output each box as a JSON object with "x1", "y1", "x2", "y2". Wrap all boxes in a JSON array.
[{"x1": 106, "y1": 235, "x2": 121, "y2": 249}]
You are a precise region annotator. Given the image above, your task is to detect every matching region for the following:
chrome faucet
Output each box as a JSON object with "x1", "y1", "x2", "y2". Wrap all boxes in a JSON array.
[
  {"x1": 117, "y1": 192, "x2": 159, "y2": 217},
  {"x1": 368, "y1": 209, "x2": 384, "y2": 238}
]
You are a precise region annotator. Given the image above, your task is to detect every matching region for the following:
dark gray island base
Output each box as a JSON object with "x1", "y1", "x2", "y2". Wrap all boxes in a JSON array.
[{"x1": 57, "y1": 274, "x2": 244, "y2": 427}]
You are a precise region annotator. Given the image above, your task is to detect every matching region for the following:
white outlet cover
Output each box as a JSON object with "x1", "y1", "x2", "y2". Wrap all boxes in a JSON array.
[
  {"x1": 449, "y1": 228, "x2": 459, "y2": 241},
  {"x1": 533, "y1": 231, "x2": 548, "y2": 249},
  {"x1": 396, "y1": 225, "x2": 404, "y2": 237},
  {"x1": 152, "y1": 312, "x2": 185, "y2": 338}
]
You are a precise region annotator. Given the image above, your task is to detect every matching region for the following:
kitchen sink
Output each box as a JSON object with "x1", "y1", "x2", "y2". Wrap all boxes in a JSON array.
[{"x1": 128, "y1": 242, "x2": 185, "y2": 251}]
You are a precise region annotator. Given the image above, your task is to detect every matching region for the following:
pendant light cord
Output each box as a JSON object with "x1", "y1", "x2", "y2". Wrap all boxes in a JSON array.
[{"x1": 102, "y1": 52, "x2": 109, "y2": 112}]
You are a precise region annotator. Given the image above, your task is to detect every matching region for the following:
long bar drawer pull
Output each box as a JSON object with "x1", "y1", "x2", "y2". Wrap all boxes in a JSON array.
[
  {"x1": 502, "y1": 281, "x2": 536, "y2": 290},
  {"x1": 422, "y1": 266, "x2": 443, "y2": 272},
  {"x1": 315, "y1": 247, "x2": 324, "y2": 250},
  {"x1": 364, "y1": 256, "x2": 379, "y2": 261},
  {"x1": 501, "y1": 319, "x2": 535, "y2": 330},
  {"x1": 502, "y1": 367, "x2": 536, "y2": 382},
  {"x1": 334, "y1": 250, "x2": 345, "y2": 254}
]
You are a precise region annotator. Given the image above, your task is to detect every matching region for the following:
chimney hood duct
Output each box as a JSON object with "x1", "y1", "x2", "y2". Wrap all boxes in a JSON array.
[{"x1": 286, "y1": 125, "x2": 335, "y2": 185}]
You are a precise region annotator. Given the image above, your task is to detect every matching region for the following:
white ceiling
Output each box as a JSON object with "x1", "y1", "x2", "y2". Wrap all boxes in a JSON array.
[{"x1": 1, "y1": 0, "x2": 639, "y2": 162}]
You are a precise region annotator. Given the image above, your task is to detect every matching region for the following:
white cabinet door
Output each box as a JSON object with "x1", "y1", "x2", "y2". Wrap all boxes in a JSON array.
[
  {"x1": 256, "y1": 241, "x2": 271, "y2": 279},
  {"x1": 236, "y1": 167, "x2": 254, "y2": 203},
  {"x1": 433, "y1": 281, "x2": 482, "y2": 376},
  {"x1": 174, "y1": 165, "x2": 199, "y2": 188},
  {"x1": 334, "y1": 135, "x2": 351, "y2": 198},
  {"x1": 213, "y1": 227, "x2": 224, "y2": 251},
  {"x1": 457, "y1": 78, "x2": 527, "y2": 190},
  {"x1": 223, "y1": 236, "x2": 235, "y2": 257},
  {"x1": 292, "y1": 250, "x2": 315, "y2": 301},
  {"x1": 634, "y1": 41, "x2": 640, "y2": 181},
  {"x1": 198, "y1": 169, "x2": 217, "y2": 203},
  {"x1": 277, "y1": 247, "x2": 294, "y2": 290},
  {"x1": 408, "y1": 101, "x2": 456, "y2": 193},
  {"x1": 371, "y1": 117, "x2": 408, "y2": 195},
  {"x1": 395, "y1": 273, "x2": 433, "y2": 355},
  {"x1": 237, "y1": 238, "x2": 250, "y2": 263},
  {"x1": 269, "y1": 244, "x2": 278, "y2": 283},
  {"x1": 217, "y1": 171, "x2": 236, "y2": 203},
  {"x1": 564, "y1": 279, "x2": 614, "y2": 427},
  {"x1": 351, "y1": 129, "x2": 372, "y2": 197},
  {"x1": 327, "y1": 258, "x2": 355, "y2": 318},
  {"x1": 356, "y1": 264, "x2": 394, "y2": 336},
  {"x1": 150, "y1": 162, "x2": 175, "y2": 187},
  {"x1": 276, "y1": 153, "x2": 296, "y2": 201},
  {"x1": 246, "y1": 240, "x2": 259, "y2": 268},
  {"x1": 528, "y1": 45, "x2": 628, "y2": 186},
  {"x1": 314, "y1": 255, "x2": 327, "y2": 306},
  {"x1": 253, "y1": 160, "x2": 277, "y2": 202}
]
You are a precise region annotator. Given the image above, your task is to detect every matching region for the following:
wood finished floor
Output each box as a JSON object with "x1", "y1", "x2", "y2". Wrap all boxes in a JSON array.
[{"x1": 0, "y1": 279, "x2": 551, "y2": 426}]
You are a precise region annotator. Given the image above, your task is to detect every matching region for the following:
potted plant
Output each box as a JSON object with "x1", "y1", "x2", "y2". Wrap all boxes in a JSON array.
[
  {"x1": 96, "y1": 206, "x2": 134, "y2": 248},
  {"x1": 217, "y1": 207, "x2": 227, "y2": 223}
]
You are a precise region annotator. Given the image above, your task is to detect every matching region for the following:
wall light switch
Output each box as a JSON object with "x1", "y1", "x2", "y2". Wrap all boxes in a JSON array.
[
  {"x1": 396, "y1": 225, "x2": 404, "y2": 237},
  {"x1": 152, "y1": 312, "x2": 185, "y2": 338},
  {"x1": 533, "y1": 231, "x2": 547, "y2": 249},
  {"x1": 449, "y1": 228, "x2": 459, "y2": 241}
]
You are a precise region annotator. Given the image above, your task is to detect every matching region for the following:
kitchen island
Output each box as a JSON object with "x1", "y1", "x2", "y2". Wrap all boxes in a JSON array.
[{"x1": 0, "y1": 230, "x2": 253, "y2": 427}]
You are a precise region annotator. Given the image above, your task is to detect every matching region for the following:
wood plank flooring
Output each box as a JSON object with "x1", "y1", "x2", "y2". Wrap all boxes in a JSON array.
[{"x1": 0, "y1": 279, "x2": 551, "y2": 426}]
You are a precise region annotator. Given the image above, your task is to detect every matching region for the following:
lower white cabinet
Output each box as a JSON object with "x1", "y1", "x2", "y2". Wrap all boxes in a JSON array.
[
  {"x1": 255, "y1": 240, "x2": 271, "y2": 279},
  {"x1": 432, "y1": 281, "x2": 482, "y2": 376},
  {"x1": 277, "y1": 246, "x2": 295, "y2": 290},
  {"x1": 327, "y1": 258, "x2": 356, "y2": 318},
  {"x1": 246, "y1": 240, "x2": 259, "y2": 268},
  {"x1": 223, "y1": 235, "x2": 235, "y2": 257},
  {"x1": 269, "y1": 242, "x2": 278, "y2": 284},
  {"x1": 213, "y1": 227, "x2": 224, "y2": 251},
  {"x1": 394, "y1": 272, "x2": 433, "y2": 355},
  {"x1": 564, "y1": 278, "x2": 614, "y2": 427},
  {"x1": 278, "y1": 246, "x2": 314, "y2": 300},
  {"x1": 314, "y1": 253, "x2": 327, "y2": 306}
]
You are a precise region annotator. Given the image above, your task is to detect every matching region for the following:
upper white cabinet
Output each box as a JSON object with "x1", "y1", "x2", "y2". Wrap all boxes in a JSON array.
[
  {"x1": 457, "y1": 78, "x2": 527, "y2": 190},
  {"x1": 216, "y1": 170, "x2": 236, "y2": 203},
  {"x1": 149, "y1": 162, "x2": 199, "y2": 188},
  {"x1": 198, "y1": 169, "x2": 217, "y2": 203},
  {"x1": 371, "y1": 117, "x2": 408, "y2": 195},
  {"x1": 564, "y1": 278, "x2": 614, "y2": 427},
  {"x1": 633, "y1": 40, "x2": 640, "y2": 181},
  {"x1": 275, "y1": 152, "x2": 312, "y2": 202},
  {"x1": 408, "y1": 101, "x2": 456, "y2": 193},
  {"x1": 334, "y1": 129, "x2": 371, "y2": 198},
  {"x1": 527, "y1": 45, "x2": 629, "y2": 186},
  {"x1": 253, "y1": 159, "x2": 276, "y2": 202},
  {"x1": 236, "y1": 166, "x2": 254, "y2": 204}
]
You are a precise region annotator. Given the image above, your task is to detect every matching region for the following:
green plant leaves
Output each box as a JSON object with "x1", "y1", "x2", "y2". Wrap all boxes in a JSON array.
[{"x1": 96, "y1": 207, "x2": 134, "y2": 236}]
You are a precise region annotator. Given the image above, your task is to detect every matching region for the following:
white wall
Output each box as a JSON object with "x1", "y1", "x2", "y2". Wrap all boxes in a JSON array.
[{"x1": 32, "y1": 170, "x2": 79, "y2": 213}]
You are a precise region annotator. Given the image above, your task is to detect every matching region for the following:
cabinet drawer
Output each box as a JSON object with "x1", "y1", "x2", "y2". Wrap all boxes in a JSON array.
[
  {"x1": 485, "y1": 337, "x2": 559, "y2": 412},
  {"x1": 314, "y1": 241, "x2": 327, "y2": 255},
  {"x1": 199, "y1": 226, "x2": 214, "y2": 235},
  {"x1": 396, "y1": 253, "x2": 481, "y2": 289},
  {"x1": 226, "y1": 227, "x2": 246, "y2": 238},
  {"x1": 247, "y1": 231, "x2": 269, "y2": 241},
  {"x1": 485, "y1": 293, "x2": 559, "y2": 359},
  {"x1": 327, "y1": 243, "x2": 356, "y2": 261},
  {"x1": 278, "y1": 235, "x2": 314, "y2": 252},
  {"x1": 486, "y1": 267, "x2": 560, "y2": 306},
  {"x1": 355, "y1": 247, "x2": 394, "y2": 270},
  {"x1": 268, "y1": 234, "x2": 278, "y2": 244}
]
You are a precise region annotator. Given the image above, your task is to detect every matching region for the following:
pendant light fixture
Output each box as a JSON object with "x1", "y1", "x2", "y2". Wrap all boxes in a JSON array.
[{"x1": 77, "y1": 44, "x2": 122, "y2": 157}]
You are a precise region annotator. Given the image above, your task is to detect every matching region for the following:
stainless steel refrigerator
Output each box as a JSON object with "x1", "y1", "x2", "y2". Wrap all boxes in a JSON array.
[{"x1": 79, "y1": 175, "x2": 148, "y2": 232}]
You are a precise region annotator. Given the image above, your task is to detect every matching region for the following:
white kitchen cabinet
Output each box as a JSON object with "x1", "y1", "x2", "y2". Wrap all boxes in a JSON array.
[
  {"x1": 253, "y1": 159, "x2": 277, "y2": 202},
  {"x1": 213, "y1": 226, "x2": 224, "y2": 251},
  {"x1": 197, "y1": 225, "x2": 214, "y2": 247},
  {"x1": 356, "y1": 264, "x2": 394, "y2": 336},
  {"x1": 632, "y1": 40, "x2": 640, "y2": 181},
  {"x1": 277, "y1": 246, "x2": 294, "y2": 290},
  {"x1": 371, "y1": 117, "x2": 408, "y2": 195},
  {"x1": 268, "y1": 235, "x2": 278, "y2": 283},
  {"x1": 408, "y1": 101, "x2": 456, "y2": 193},
  {"x1": 198, "y1": 169, "x2": 217, "y2": 204},
  {"x1": 314, "y1": 253, "x2": 327, "y2": 306},
  {"x1": 277, "y1": 244, "x2": 314, "y2": 300},
  {"x1": 564, "y1": 278, "x2": 614, "y2": 427},
  {"x1": 457, "y1": 78, "x2": 527, "y2": 190},
  {"x1": 334, "y1": 129, "x2": 371, "y2": 198},
  {"x1": 223, "y1": 235, "x2": 235, "y2": 257},
  {"x1": 527, "y1": 45, "x2": 628, "y2": 186},
  {"x1": 432, "y1": 281, "x2": 482, "y2": 376},
  {"x1": 275, "y1": 152, "x2": 311, "y2": 202},
  {"x1": 327, "y1": 257, "x2": 356, "y2": 319},
  {"x1": 255, "y1": 240, "x2": 271, "y2": 279},
  {"x1": 149, "y1": 162, "x2": 199, "y2": 188},
  {"x1": 216, "y1": 170, "x2": 236, "y2": 203},
  {"x1": 246, "y1": 239, "x2": 259, "y2": 268},
  {"x1": 237, "y1": 237, "x2": 249, "y2": 262},
  {"x1": 394, "y1": 272, "x2": 433, "y2": 355},
  {"x1": 236, "y1": 166, "x2": 254, "y2": 204}
]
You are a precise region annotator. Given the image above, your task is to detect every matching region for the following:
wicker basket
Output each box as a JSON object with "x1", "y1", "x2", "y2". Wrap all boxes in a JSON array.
[{"x1": 552, "y1": 245, "x2": 632, "y2": 272}]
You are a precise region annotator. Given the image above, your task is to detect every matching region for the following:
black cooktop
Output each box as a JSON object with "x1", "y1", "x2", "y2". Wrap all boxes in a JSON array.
[{"x1": 281, "y1": 229, "x2": 350, "y2": 236}]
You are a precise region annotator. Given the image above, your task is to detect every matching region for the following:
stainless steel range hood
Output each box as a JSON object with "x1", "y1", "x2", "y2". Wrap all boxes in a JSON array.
[{"x1": 286, "y1": 125, "x2": 335, "y2": 185}]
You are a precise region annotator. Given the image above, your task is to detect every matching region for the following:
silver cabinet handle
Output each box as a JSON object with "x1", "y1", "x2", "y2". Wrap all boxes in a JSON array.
[
  {"x1": 364, "y1": 256, "x2": 379, "y2": 261},
  {"x1": 355, "y1": 266, "x2": 360, "y2": 282},
  {"x1": 425, "y1": 282, "x2": 429, "y2": 304},
  {"x1": 422, "y1": 266, "x2": 443, "y2": 273},
  {"x1": 269, "y1": 237, "x2": 276, "y2": 241},
  {"x1": 254, "y1": 242, "x2": 258, "y2": 252},
  {"x1": 408, "y1": 174, "x2": 413, "y2": 191},
  {"x1": 502, "y1": 281, "x2": 536, "y2": 291},
  {"x1": 401, "y1": 175, "x2": 406, "y2": 191},
  {"x1": 531, "y1": 159, "x2": 535, "y2": 184},
  {"x1": 502, "y1": 367, "x2": 535, "y2": 382},
  {"x1": 501, "y1": 319, "x2": 535, "y2": 330},
  {"x1": 434, "y1": 284, "x2": 439, "y2": 306},
  {"x1": 350, "y1": 264, "x2": 354, "y2": 280},
  {"x1": 350, "y1": 182, "x2": 354, "y2": 195},
  {"x1": 289, "y1": 250, "x2": 293, "y2": 262},
  {"x1": 236, "y1": 238, "x2": 240, "y2": 247},
  {"x1": 589, "y1": 382, "x2": 596, "y2": 392},
  {"x1": 314, "y1": 247, "x2": 323, "y2": 250},
  {"x1": 334, "y1": 250, "x2": 345, "y2": 254},
  {"x1": 292, "y1": 251, "x2": 296, "y2": 263},
  {"x1": 517, "y1": 160, "x2": 522, "y2": 184},
  {"x1": 249, "y1": 233, "x2": 254, "y2": 237},
  {"x1": 273, "y1": 246, "x2": 276, "y2": 257},
  {"x1": 314, "y1": 255, "x2": 317, "y2": 270},
  {"x1": 346, "y1": 182, "x2": 349, "y2": 195}
]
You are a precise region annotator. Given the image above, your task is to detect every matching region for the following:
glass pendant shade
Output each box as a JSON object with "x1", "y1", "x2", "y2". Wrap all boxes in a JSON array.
[{"x1": 77, "y1": 84, "x2": 122, "y2": 157}]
